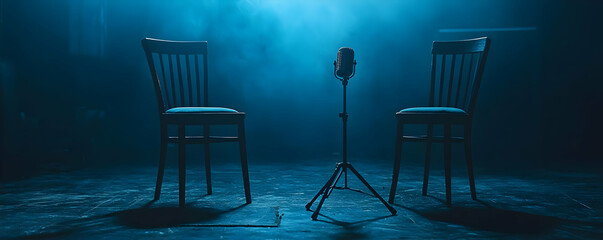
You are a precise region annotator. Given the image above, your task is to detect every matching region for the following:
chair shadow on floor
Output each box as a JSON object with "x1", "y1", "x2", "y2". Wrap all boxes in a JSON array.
[
  {"x1": 113, "y1": 199, "x2": 248, "y2": 229},
  {"x1": 394, "y1": 196, "x2": 561, "y2": 235},
  {"x1": 13, "y1": 198, "x2": 248, "y2": 239},
  {"x1": 315, "y1": 213, "x2": 394, "y2": 228}
]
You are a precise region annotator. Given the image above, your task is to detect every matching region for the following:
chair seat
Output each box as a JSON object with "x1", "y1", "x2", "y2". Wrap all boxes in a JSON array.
[
  {"x1": 396, "y1": 107, "x2": 468, "y2": 124},
  {"x1": 166, "y1": 107, "x2": 238, "y2": 113},
  {"x1": 162, "y1": 107, "x2": 244, "y2": 124}
]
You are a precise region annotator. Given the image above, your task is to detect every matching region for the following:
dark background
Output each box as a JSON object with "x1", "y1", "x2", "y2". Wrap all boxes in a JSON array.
[{"x1": 1, "y1": 0, "x2": 602, "y2": 179}]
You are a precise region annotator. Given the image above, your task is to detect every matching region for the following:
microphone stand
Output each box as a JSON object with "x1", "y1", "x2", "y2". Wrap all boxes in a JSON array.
[{"x1": 306, "y1": 60, "x2": 397, "y2": 220}]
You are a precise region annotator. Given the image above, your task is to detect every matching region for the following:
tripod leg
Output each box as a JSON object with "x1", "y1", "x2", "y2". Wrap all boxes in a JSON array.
[
  {"x1": 306, "y1": 164, "x2": 342, "y2": 210},
  {"x1": 310, "y1": 165, "x2": 343, "y2": 220},
  {"x1": 347, "y1": 164, "x2": 397, "y2": 215},
  {"x1": 327, "y1": 167, "x2": 344, "y2": 196},
  {"x1": 306, "y1": 184, "x2": 328, "y2": 210}
]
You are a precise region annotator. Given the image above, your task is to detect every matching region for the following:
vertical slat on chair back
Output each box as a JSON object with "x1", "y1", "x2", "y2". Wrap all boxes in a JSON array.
[
  {"x1": 142, "y1": 38, "x2": 209, "y2": 114},
  {"x1": 429, "y1": 37, "x2": 490, "y2": 116}
]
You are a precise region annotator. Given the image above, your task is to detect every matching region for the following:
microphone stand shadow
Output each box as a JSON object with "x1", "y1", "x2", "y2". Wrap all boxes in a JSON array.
[{"x1": 314, "y1": 212, "x2": 395, "y2": 228}]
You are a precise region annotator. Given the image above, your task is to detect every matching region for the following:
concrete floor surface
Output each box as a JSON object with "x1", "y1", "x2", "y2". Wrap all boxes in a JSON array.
[{"x1": 1, "y1": 160, "x2": 602, "y2": 239}]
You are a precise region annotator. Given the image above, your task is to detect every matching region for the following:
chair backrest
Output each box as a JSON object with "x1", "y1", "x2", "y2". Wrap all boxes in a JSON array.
[
  {"x1": 142, "y1": 38, "x2": 209, "y2": 114},
  {"x1": 429, "y1": 37, "x2": 490, "y2": 116}
]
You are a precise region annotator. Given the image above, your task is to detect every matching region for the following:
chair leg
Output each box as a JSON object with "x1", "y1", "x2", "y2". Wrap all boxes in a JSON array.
[
  {"x1": 422, "y1": 124, "x2": 433, "y2": 196},
  {"x1": 238, "y1": 122, "x2": 251, "y2": 204},
  {"x1": 178, "y1": 124, "x2": 186, "y2": 208},
  {"x1": 154, "y1": 124, "x2": 168, "y2": 200},
  {"x1": 388, "y1": 121, "x2": 404, "y2": 204},
  {"x1": 444, "y1": 124, "x2": 452, "y2": 206},
  {"x1": 204, "y1": 124, "x2": 212, "y2": 195},
  {"x1": 465, "y1": 124, "x2": 477, "y2": 200}
]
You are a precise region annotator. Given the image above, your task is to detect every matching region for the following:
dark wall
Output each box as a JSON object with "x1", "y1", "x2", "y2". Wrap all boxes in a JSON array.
[
  {"x1": 538, "y1": 2, "x2": 603, "y2": 164},
  {"x1": 1, "y1": 0, "x2": 602, "y2": 179}
]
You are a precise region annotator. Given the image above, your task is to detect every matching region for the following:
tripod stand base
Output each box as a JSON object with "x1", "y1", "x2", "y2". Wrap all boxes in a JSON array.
[{"x1": 305, "y1": 162, "x2": 397, "y2": 220}]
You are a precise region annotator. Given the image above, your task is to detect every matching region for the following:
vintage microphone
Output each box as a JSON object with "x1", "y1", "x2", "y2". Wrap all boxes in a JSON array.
[
  {"x1": 306, "y1": 47, "x2": 396, "y2": 220},
  {"x1": 336, "y1": 47, "x2": 355, "y2": 79}
]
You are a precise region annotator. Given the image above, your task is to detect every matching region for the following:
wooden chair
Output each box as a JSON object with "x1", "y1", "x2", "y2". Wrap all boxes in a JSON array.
[
  {"x1": 388, "y1": 37, "x2": 491, "y2": 206},
  {"x1": 142, "y1": 38, "x2": 251, "y2": 207}
]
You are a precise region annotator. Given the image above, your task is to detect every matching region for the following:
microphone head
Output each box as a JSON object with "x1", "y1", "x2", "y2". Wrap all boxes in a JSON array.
[{"x1": 336, "y1": 47, "x2": 354, "y2": 78}]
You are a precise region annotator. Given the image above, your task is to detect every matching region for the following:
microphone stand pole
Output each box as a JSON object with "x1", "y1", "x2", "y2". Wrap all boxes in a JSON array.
[
  {"x1": 341, "y1": 75, "x2": 348, "y2": 188},
  {"x1": 306, "y1": 61, "x2": 397, "y2": 220}
]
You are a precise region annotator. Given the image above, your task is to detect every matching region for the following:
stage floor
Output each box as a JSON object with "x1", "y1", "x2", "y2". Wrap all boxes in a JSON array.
[{"x1": 1, "y1": 159, "x2": 602, "y2": 239}]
